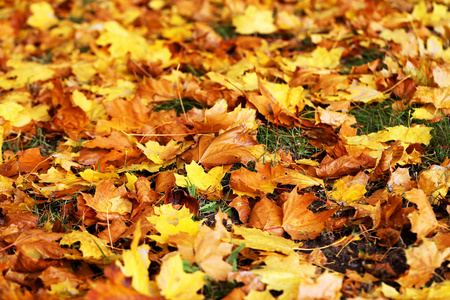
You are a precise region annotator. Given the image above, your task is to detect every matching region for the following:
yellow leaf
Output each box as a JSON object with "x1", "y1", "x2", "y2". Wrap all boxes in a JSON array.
[
  {"x1": 96, "y1": 21, "x2": 148, "y2": 61},
  {"x1": 345, "y1": 125, "x2": 433, "y2": 154},
  {"x1": 404, "y1": 189, "x2": 438, "y2": 240},
  {"x1": 328, "y1": 177, "x2": 367, "y2": 204},
  {"x1": 411, "y1": 86, "x2": 450, "y2": 109},
  {"x1": 412, "y1": 107, "x2": 439, "y2": 120},
  {"x1": 156, "y1": 252, "x2": 206, "y2": 300},
  {"x1": 78, "y1": 169, "x2": 119, "y2": 183},
  {"x1": 72, "y1": 90, "x2": 93, "y2": 112},
  {"x1": 137, "y1": 139, "x2": 183, "y2": 165},
  {"x1": 229, "y1": 226, "x2": 301, "y2": 254},
  {"x1": 147, "y1": 204, "x2": 201, "y2": 244},
  {"x1": 252, "y1": 252, "x2": 317, "y2": 300},
  {"x1": 27, "y1": 2, "x2": 58, "y2": 30},
  {"x1": 117, "y1": 222, "x2": 159, "y2": 296},
  {"x1": 232, "y1": 5, "x2": 277, "y2": 35},
  {"x1": 125, "y1": 173, "x2": 138, "y2": 191},
  {"x1": 0, "y1": 61, "x2": 55, "y2": 90},
  {"x1": 49, "y1": 280, "x2": 79, "y2": 296},
  {"x1": 258, "y1": 79, "x2": 305, "y2": 114},
  {"x1": 60, "y1": 231, "x2": 115, "y2": 263},
  {"x1": 245, "y1": 289, "x2": 276, "y2": 300},
  {"x1": 175, "y1": 161, "x2": 225, "y2": 194},
  {"x1": 0, "y1": 174, "x2": 13, "y2": 195},
  {"x1": 418, "y1": 165, "x2": 450, "y2": 200},
  {"x1": 293, "y1": 47, "x2": 343, "y2": 69}
]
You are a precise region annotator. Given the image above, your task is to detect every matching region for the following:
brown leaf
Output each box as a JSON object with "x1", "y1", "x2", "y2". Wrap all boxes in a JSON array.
[
  {"x1": 317, "y1": 154, "x2": 376, "y2": 179},
  {"x1": 164, "y1": 189, "x2": 199, "y2": 216},
  {"x1": 229, "y1": 196, "x2": 251, "y2": 224}
]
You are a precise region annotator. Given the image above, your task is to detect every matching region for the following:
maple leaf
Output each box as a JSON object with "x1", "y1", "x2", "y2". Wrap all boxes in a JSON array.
[
  {"x1": 156, "y1": 252, "x2": 206, "y2": 300},
  {"x1": 116, "y1": 222, "x2": 159, "y2": 297},
  {"x1": 232, "y1": 5, "x2": 277, "y2": 35},
  {"x1": 228, "y1": 226, "x2": 301, "y2": 254},
  {"x1": 397, "y1": 240, "x2": 450, "y2": 288},
  {"x1": 0, "y1": 59, "x2": 56, "y2": 90},
  {"x1": 282, "y1": 190, "x2": 337, "y2": 240},
  {"x1": 293, "y1": 47, "x2": 344, "y2": 69},
  {"x1": 147, "y1": 204, "x2": 201, "y2": 244},
  {"x1": 26, "y1": 2, "x2": 58, "y2": 30},
  {"x1": 328, "y1": 172, "x2": 369, "y2": 205},
  {"x1": 251, "y1": 252, "x2": 317, "y2": 300},
  {"x1": 248, "y1": 195, "x2": 284, "y2": 236},
  {"x1": 230, "y1": 167, "x2": 277, "y2": 198},
  {"x1": 181, "y1": 126, "x2": 257, "y2": 169},
  {"x1": 60, "y1": 231, "x2": 115, "y2": 264},
  {"x1": 96, "y1": 21, "x2": 149, "y2": 61},
  {"x1": 193, "y1": 226, "x2": 233, "y2": 281},
  {"x1": 0, "y1": 91, "x2": 50, "y2": 127},
  {"x1": 174, "y1": 161, "x2": 225, "y2": 196},
  {"x1": 82, "y1": 179, "x2": 132, "y2": 219},
  {"x1": 404, "y1": 189, "x2": 438, "y2": 240}
]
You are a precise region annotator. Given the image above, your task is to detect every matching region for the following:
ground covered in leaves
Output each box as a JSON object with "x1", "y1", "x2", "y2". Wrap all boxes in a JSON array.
[{"x1": 1, "y1": 0, "x2": 450, "y2": 299}]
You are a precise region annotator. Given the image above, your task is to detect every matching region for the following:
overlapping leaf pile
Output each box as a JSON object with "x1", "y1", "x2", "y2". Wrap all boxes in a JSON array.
[{"x1": 0, "y1": 0, "x2": 450, "y2": 299}]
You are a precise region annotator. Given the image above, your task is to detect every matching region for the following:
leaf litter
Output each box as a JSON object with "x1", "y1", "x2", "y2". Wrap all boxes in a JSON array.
[{"x1": 0, "y1": 0, "x2": 450, "y2": 299}]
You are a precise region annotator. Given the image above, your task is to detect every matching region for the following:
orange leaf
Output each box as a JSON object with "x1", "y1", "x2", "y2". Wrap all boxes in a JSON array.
[
  {"x1": 248, "y1": 195, "x2": 283, "y2": 236},
  {"x1": 404, "y1": 188, "x2": 438, "y2": 240},
  {"x1": 181, "y1": 126, "x2": 257, "y2": 169},
  {"x1": 229, "y1": 196, "x2": 251, "y2": 223},
  {"x1": 18, "y1": 147, "x2": 51, "y2": 173},
  {"x1": 230, "y1": 167, "x2": 276, "y2": 198},
  {"x1": 82, "y1": 179, "x2": 131, "y2": 220},
  {"x1": 282, "y1": 190, "x2": 336, "y2": 240}
]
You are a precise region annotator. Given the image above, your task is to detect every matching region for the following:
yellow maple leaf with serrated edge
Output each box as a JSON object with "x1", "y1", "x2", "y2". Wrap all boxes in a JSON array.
[
  {"x1": 293, "y1": 47, "x2": 343, "y2": 69},
  {"x1": 117, "y1": 221, "x2": 160, "y2": 297},
  {"x1": 60, "y1": 231, "x2": 115, "y2": 263},
  {"x1": 232, "y1": 5, "x2": 277, "y2": 35},
  {"x1": 0, "y1": 56, "x2": 55, "y2": 90},
  {"x1": 345, "y1": 125, "x2": 432, "y2": 158},
  {"x1": 27, "y1": 2, "x2": 58, "y2": 30},
  {"x1": 259, "y1": 79, "x2": 306, "y2": 113},
  {"x1": 148, "y1": 204, "x2": 201, "y2": 244},
  {"x1": 96, "y1": 21, "x2": 148, "y2": 61},
  {"x1": 328, "y1": 178, "x2": 367, "y2": 204},
  {"x1": 156, "y1": 252, "x2": 205, "y2": 300},
  {"x1": 137, "y1": 139, "x2": 184, "y2": 165},
  {"x1": 252, "y1": 252, "x2": 317, "y2": 300},
  {"x1": 174, "y1": 161, "x2": 225, "y2": 194}
]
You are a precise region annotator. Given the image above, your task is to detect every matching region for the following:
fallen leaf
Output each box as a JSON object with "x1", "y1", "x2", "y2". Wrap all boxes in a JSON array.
[
  {"x1": 248, "y1": 195, "x2": 284, "y2": 236},
  {"x1": 229, "y1": 226, "x2": 302, "y2": 254},
  {"x1": 156, "y1": 252, "x2": 205, "y2": 300},
  {"x1": 282, "y1": 190, "x2": 337, "y2": 240},
  {"x1": 397, "y1": 240, "x2": 450, "y2": 288}
]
